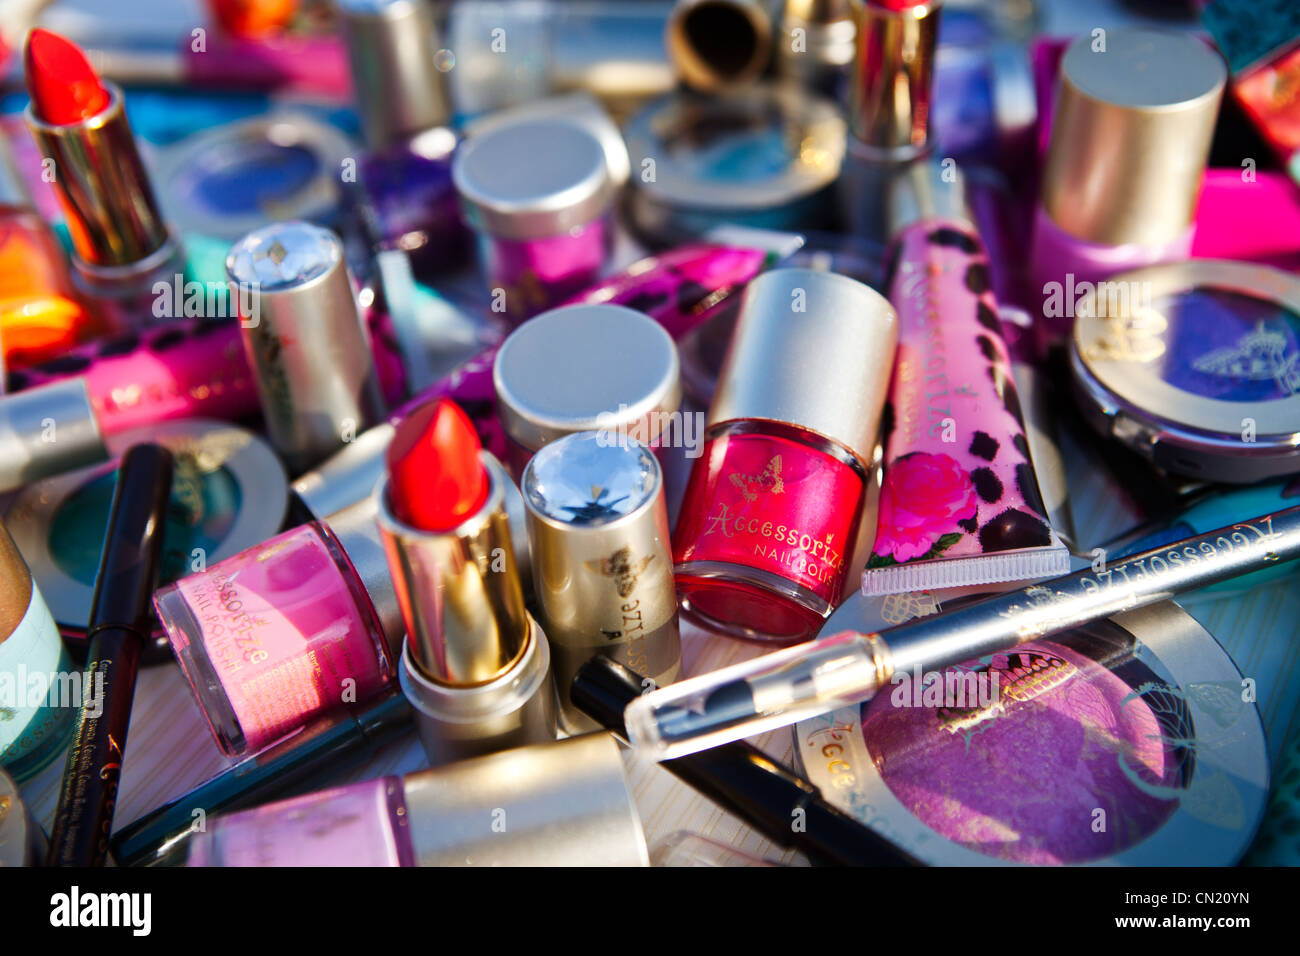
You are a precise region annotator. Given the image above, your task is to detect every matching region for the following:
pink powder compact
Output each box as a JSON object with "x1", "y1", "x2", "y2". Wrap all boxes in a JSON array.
[
  {"x1": 453, "y1": 117, "x2": 615, "y2": 323},
  {"x1": 796, "y1": 593, "x2": 1268, "y2": 866}
]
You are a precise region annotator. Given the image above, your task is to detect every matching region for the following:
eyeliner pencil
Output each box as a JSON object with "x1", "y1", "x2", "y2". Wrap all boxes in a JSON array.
[
  {"x1": 46, "y1": 444, "x2": 173, "y2": 867},
  {"x1": 572, "y1": 656, "x2": 920, "y2": 867}
]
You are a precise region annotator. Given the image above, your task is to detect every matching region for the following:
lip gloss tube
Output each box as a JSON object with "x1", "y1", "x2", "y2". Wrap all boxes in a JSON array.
[
  {"x1": 673, "y1": 269, "x2": 897, "y2": 643},
  {"x1": 376, "y1": 400, "x2": 556, "y2": 766},
  {"x1": 454, "y1": 117, "x2": 616, "y2": 322},
  {"x1": 23, "y1": 32, "x2": 186, "y2": 335},
  {"x1": 228, "y1": 221, "x2": 387, "y2": 474},
  {"x1": 524, "y1": 432, "x2": 682, "y2": 732},
  {"x1": 183, "y1": 734, "x2": 648, "y2": 867},
  {"x1": 1030, "y1": 29, "x2": 1226, "y2": 346},
  {"x1": 154, "y1": 495, "x2": 406, "y2": 758},
  {"x1": 863, "y1": 161, "x2": 1070, "y2": 595}
]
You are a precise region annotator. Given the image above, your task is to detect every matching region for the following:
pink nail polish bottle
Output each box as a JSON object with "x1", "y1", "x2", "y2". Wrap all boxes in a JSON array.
[
  {"x1": 154, "y1": 497, "x2": 405, "y2": 757},
  {"x1": 1030, "y1": 29, "x2": 1226, "y2": 347}
]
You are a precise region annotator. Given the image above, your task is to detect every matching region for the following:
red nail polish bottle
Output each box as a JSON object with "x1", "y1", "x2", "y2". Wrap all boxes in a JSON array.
[{"x1": 672, "y1": 269, "x2": 897, "y2": 643}]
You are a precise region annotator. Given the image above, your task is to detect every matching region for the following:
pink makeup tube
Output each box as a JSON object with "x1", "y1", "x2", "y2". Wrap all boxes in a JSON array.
[
  {"x1": 453, "y1": 117, "x2": 615, "y2": 323},
  {"x1": 863, "y1": 161, "x2": 1069, "y2": 596}
]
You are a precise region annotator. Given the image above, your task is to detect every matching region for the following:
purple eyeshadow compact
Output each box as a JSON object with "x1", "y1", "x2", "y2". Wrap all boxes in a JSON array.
[
  {"x1": 796, "y1": 587, "x2": 1268, "y2": 866},
  {"x1": 1069, "y1": 259, "x2": 1300, "y2": 484}
]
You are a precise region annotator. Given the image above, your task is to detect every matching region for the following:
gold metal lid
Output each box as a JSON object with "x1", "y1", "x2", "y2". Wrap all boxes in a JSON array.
[
  {"x1": 1041, "y1": 29, "x2": 1226, "y2": 246},
  {"x1": 667, "y1": 0, "x2": 774, "y2": 93},
  {"x1": 847, "y1": 0, "x2": 941, "y2": 157},
  {"x1": 708, "y1": 268, "x2": 898, "y2": 466},
  {"x1": 0, "y1": 518, "x2": 33, "y2": 644}
]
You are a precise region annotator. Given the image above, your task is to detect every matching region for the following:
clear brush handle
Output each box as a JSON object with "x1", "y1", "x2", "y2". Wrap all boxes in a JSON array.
[
  {"x1": 628, "y1": 505, "x2": 1300, "y2": 760},
  {"x1": 624, "y1": 630, "x2": 890, "y2": 760}
]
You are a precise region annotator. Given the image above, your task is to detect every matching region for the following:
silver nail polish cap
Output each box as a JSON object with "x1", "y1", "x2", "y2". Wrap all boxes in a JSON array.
[
  {"x1": 709, "y1": 268, "x2": 898, "y2": 467},
  {"x1": 494, "y1": 304, "x2": 681, "y2": 453},
  {"x1": 453, "y1": 119, "x2": 614, "y2": 241},
  {"x1": 0, "y1": 379, "x2": 107, "y2": 493},
  {"x1": 339, "y1": 0, "x2": 453, "y2": 149}
]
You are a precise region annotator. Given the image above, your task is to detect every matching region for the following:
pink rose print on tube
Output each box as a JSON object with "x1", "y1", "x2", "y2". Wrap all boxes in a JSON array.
[{"x1": 863, "y1": 217, "x2": 1070, "y2": 596}]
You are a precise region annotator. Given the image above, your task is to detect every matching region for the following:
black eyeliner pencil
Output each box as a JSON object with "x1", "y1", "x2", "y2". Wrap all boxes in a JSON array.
[
  {"x1": 571, "y1": 657, "x2": 920, "y2": 867},
  {"x1": 46, "y1": 444, "x2": 173, "y2": 867}
]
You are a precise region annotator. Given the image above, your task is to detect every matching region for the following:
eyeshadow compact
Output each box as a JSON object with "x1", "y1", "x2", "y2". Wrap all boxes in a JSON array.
[
  {"x1": 622, "y1": 84, "x2": 846, "y2": 247},
  {"x1": 1069, "y1": 259, "x2": 1300, "y2": 484},
  {"x1": 795, "y1": 587, "x2": 1269, "y2": 866},
  {"x1": 3, "y1": 419, "x2": 287, "y2": 648},
  {"x1": 154, "y1": 113, "x2": 356, "y2": 241}
]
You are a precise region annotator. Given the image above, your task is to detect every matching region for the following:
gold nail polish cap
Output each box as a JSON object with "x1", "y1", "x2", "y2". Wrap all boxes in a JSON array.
[{"x1": 1041, "y1": 29, "x2": 1226, "y2": 247}]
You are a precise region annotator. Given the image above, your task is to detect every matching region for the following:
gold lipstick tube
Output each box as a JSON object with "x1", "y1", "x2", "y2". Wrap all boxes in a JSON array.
[
  {"x1": 375, "y1": 452, "x2": 555, "y2": 766},
  {"x1": 25, "y1": 83, "x2": 184, "y2": 332}
]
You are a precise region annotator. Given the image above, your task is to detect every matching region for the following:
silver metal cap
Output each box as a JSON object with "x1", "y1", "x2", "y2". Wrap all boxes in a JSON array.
[
  {"x1": 1041, "y1": 29, "x2": 1226, "y2": 246},
  {"x1": 0, "y1": 379, "x2": 107, "y2": 493},
  {"x1": 494, "y1": 304, "x2": 681, "y2": 453},
  {"x1": 453, "y1": 119, "x2": 614, "y2": 241},
  {"x1": 884, "y1": 155, "x2": 972, "y2": 237},
  {"x1": 709, "y1": 269, "x2": 898, "y2": 466},
  {"x1": 403, "y1": 733, "x2": 648, "y2": 866},
  {"x1": 339, "y1": 0, "x2": 453, "y2": 149},
  {"x1": 322, "y1": 494, "x2": 406, "y2": 659},
  {"x1": 228, "y1": 221, "x2": 386, "y2": 474},
  {"x1": 523, "y1": 433, "x2": 682, "y2": 732},
  {"x1": 462, "y1": 91, "x2": 630, "y2": 187}
]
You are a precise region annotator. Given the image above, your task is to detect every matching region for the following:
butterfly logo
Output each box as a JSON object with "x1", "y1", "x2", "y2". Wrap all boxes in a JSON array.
[
  {"x1": 729, "y1": 455, "x2": 784, "y2": 502},
  {"x1": 1192, "y1": 323, "x2": 1300, "y2": 395},
  {"x1": 587, "y1": 546, "x2": 655, "y2": 598}
]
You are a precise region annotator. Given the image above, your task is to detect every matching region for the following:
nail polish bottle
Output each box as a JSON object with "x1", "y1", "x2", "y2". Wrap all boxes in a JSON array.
[
  {"x1": 154, "y1": 496, "x2": 405, "y2": 757},
  {"x1": 454, "y1": 117, "x2": 615, "y2": 323},
  {"x1": 338, "y1": 0, "x2": 469, "y2": 279},
  {"x1": 672, "y1": 269, "x2": 897, "y2": 643},
  {"x1": 1030, "y1": 29, "x2": 1226, "y2": 346},
  {"x1": 524, "y1": 432, "x2": 682, "y2": 733}
]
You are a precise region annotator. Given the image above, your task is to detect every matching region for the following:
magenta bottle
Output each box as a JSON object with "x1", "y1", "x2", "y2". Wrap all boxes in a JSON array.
[
  {"x1": 154, "y1": 498, "x2": 405, "y2": 757},
  {"x1": 454, "y1": 117, "x2": 615, "y2": 323},
  {"x1": 1030, "y1": 29, "x2": 1225, "y2": 347}
]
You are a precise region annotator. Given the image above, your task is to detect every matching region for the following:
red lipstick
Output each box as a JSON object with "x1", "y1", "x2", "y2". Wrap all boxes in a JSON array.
[
  {"x1": 376, "y1": 399, "x2": 555, "y2": 767},
  {"x1": 22, "y1": 29, "x2": 184, "y2": 335},
  {"x1": 386, "y1": 399, "x2": 489, "y2": 532},
  {"x1": 24, "y1": 28, "x2": 110, "y2": 125}
]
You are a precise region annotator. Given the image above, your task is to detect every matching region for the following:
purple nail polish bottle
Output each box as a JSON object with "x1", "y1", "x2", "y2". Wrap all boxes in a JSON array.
[{"x1": 340, "y1": 0, "x2": 470, "y2": 278}]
